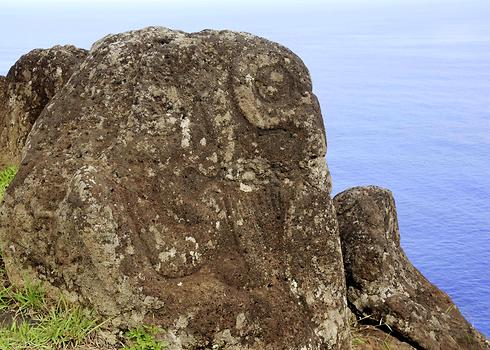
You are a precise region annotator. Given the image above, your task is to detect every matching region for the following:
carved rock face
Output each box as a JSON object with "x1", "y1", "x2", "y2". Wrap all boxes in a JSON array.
[
  {"x1": 0, "y1": 46, "x2": 88, "y2": 168},
  {"x1": 334, "y1": 186, "x2": 489, "y2": 350},
  {"x1": 1, "y1": 27, "x2": 349, "y2": 349}
]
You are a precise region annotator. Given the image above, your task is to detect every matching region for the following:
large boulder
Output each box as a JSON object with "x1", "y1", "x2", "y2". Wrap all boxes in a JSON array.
[
  {"x1": 0, "y1": 27, "x2": 350, "y2": 349},
  {"x1": 334, "y1": 186, "x2": 489, "y2": 350},
  {"x1": 0, "y1": 45, "x2": 88, "y2": 168}
]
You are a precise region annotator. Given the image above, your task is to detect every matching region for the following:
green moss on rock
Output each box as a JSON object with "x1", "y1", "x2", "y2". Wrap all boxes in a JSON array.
[{"x1": 0, "y1": 166, "x2": 17, "y2": 201}]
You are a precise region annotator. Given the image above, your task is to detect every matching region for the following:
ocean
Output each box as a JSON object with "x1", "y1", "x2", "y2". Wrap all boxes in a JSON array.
[{"x1": 1, "y1": 0, "x2": 489, "y2": 336}]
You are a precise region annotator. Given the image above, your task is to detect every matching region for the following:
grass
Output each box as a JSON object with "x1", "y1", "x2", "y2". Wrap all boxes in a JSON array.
[
  {"x1": 350, "y1": 313, "x2": 401, "y2": 350},
  {"x1": 122, "y1": 325, "x2": 168, "y2": 350},
  {"x1": 0, "y1": 264, "x2": 172, "y2": 349},
  {"x1": 0, "y1": 267, "x2": 169, "y2": 349},
  {"x1": 351, "y1": 325, "x2": 396, "y2": 350},
  {"x1": 0, "y1": 253, "x2": 169, "y2": 349},
  {"x1": 0, "y1": 165, "x2": 17, "y2": 201},
  {"x1": 0, "y1": 261, "x2": 103, "y2": 350},
  {"x1": 0, "y1": 302, "x2": 102, "y2": 349},
  {"x1": 11, "y1": 279, "x2": 46, "y2": 313}
]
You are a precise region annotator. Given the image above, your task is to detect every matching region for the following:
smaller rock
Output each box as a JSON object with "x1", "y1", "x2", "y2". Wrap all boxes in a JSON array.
[
  {"x1": 334, "y1": 186, "x2": 489, "y2": 350},
  {"x1": 0, "y1": 45, "x2": 88, "y2": 168}
]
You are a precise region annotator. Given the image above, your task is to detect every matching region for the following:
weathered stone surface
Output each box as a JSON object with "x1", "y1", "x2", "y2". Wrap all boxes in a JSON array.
[
  {"x1": 0, "y1": 76, "x2": 5, "y2": 104},
  {"x1": 0, "y1": 76, "x2": 6, "y2": 157},
  {"x1": 0, "y1": 27, "x2": 350, "y2": 349},
  {"x1": 334, "y1": 186, "x2": 489, "y2": 350},
  {"x1": 0, "y1": 45, "x2": 88, "y2": 168}
]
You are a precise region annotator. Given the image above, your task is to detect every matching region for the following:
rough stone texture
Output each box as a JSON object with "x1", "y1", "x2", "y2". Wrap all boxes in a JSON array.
[
  {"x1": 0, "y1": 27, "x2": 350, "y2": 349},
  {"x1": 334, "y1": 186, "x2": 490, "y2": 350},
  {"x1": 0, "y1": 76, "x2": 5, "y2": 107},
  {"x1": 0, "y1": 45, "x2": 88, "y2": 169}
]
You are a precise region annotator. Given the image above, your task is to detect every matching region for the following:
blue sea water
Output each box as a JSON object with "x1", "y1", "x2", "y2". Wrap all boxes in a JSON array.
[{"x1": 1, "y1": 0, "x2": 489, "y2": 337}]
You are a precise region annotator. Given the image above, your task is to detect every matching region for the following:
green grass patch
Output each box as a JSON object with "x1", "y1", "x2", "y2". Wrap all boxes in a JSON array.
[
  {"x1": 0, "y1": 261, "x2": 104, "y2": 349},
  {"x1": 352, "y1": 336, "x2": 366, "y2": 345},
  {"x1": 0, "y1": 301, "x2": 102, "y2": 350},
  {"x1": 122, "y1": 325, "x2": 168, "y2": 350},
  {"x1": 0, "y1": 166, "x2": 17, "y2": 201},
  {"x1": 0, "y1": 264, "x2": 170, "y2": 349}
]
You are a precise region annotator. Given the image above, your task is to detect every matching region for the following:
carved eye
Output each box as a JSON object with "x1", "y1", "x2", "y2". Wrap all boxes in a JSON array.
[
  {"x1": 233, "y1": 62, "x2": 299, "y2": 129},
  {"x1": 232, "y1": 50, "x2": 315, "y2": 130},
  {"x1": 254, "y1": 65, "x2": 292, "y2": 104}
]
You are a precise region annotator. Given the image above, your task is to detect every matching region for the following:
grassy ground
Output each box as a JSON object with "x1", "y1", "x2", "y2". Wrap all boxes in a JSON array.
[
  {"x1": 0, "y1": 272, "x2": 102, "y2": 349},
  {"x1": 0, "y1": 254, "x2": 168, "y2": 349},
  {"x1": 0, "y1": 237, "x2": 167, "y2": 350}
]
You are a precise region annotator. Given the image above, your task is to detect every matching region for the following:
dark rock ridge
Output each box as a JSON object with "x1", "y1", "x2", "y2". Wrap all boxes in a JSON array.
[
  {"x1": 0, "y1": 27, "x2": 350, "y2": 349},
  {"x1": 334, "y1": 186, "x2": 489, "y2": 350},
  {"x1": 0, "y1": 45, "x2": 88, "y2": 169},
  {"x1": 0, "y1": 27, "x2": 488, "y2": 350}
]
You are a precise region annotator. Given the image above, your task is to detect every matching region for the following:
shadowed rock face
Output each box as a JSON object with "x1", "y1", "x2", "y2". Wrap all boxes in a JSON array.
[
  {"x1": 334, "y1": 186, "x2": 489, "y2": 350},
  {"x1": 0, "y1": 27, "x2": 350, "y2": 349},
  {"x1": 0, "y1": 46, "x2": 88, "y2": 169},
  {"x1": 0, "y1": 76, "x2": 5, "y2": 106}
]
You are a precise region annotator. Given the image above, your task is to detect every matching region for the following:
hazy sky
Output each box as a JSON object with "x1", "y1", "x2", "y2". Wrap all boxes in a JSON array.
[
  {"x1": 1, "y1": 0, "x2": 487, "y2": 74},
  {"x1": 3, "y1": 0, "x2": 414, "y2": 4}
]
